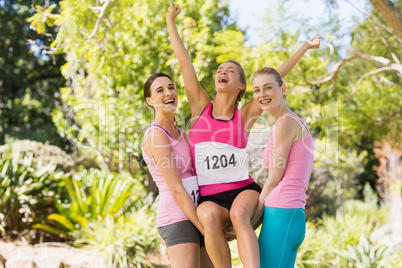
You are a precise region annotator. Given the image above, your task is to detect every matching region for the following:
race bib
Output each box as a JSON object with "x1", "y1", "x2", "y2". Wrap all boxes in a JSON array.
[
  {"x1": 195, "y1": 142, "x2": 249, "y2": 186},
  {"x1": 182, "y1": 176, "x2": 199, "y2": 206}
]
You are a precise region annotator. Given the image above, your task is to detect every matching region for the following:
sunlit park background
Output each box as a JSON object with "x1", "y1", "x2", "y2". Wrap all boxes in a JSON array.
[{"x1": 0, "y1": 0, "x2": 401, "y2": 267}]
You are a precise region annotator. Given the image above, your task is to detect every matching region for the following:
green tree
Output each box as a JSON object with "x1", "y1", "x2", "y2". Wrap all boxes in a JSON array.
[
  {"x1": 314, "y1": 0, "x2": 401, "y2": 203},
  {"x1": 29, "y1": 0, "x2": 239, "y2": 172},
  {"x1": 0, "y1": 0, "x2": 69, "y2": 149}
]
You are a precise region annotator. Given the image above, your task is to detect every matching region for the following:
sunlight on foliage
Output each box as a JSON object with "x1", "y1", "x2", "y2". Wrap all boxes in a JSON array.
[
  {"x1": 75, "y1": 208, "x2": 158, "y2": 268},
  {"x1": 0, "y1": 145, "x2": 66, "y2": 239},
  {"x1": 296, "y1": 200, "x2": 401, "y2": 267}
]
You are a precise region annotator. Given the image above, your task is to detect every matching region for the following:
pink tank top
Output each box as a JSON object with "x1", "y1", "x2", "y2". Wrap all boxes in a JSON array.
[
  {"x1": 189, "y1": 103, "x2": 254, "y2": 196},
  {"x1": 263, "y1": 113, "x2": 314, "y2": 209},
  {"x1": 142, "y1": 125, "x2": 197, "y2": 227}
]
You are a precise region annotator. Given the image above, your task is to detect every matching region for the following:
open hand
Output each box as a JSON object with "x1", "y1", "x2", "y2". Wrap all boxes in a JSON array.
[
  {"x1": 224, "y1": 225, "x2": 236, "y2": 242},
  {"x1": 167, "y1": 1, "x2": 181, "y2": 21},
  {"x1": 306, "y1": 36, "x2": 320, "y2": 49}
]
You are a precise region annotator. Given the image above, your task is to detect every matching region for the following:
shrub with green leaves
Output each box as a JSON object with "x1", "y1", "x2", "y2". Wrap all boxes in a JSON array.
[
  {"x1": 296, "y1": 199, "x2": 401, "y2": 267},
  {"x1": 0, "y1": 145, "x2": 67, "y2": 240},
  {"x1": 307, "y1": 142, "x2": 368, "y2": 218},
  {"x1": 34, "y1": 168, "x2": 159, "y2": 267},
  {"x1": 295, "y1": 221, "x2": 328, "y2": 268},
  {"x1": 0, "y1": 140, "x2": 74, "y2": 173},
  {"x1": 34, "y1": 168, "x2": 148, "y2": 235},
  {"x1": 75, "y1": 207, "x2": 159, "y2": 268},
  {"x1": 339, "y1": 235, "x2": 389, "y2": 268}
]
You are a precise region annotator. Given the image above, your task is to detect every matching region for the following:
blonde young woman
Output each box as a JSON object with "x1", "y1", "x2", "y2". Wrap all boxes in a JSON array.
[
  {"x1": 166, "y1": 2, "x2": 319, "y2": 267},
  {"x1": 251, "y1": 67, "x2": 315, "y2": 267}
]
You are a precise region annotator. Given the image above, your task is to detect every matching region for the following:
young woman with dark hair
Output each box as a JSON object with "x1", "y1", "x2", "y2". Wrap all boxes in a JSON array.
[{"x1": 142, "y1": 73, "x2": 213, "y2": 268}]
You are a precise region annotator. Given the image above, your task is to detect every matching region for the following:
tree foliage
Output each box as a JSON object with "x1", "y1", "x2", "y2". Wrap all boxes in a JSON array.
[
  {"x1": 29, "y1": 0, "x2": 238, "y2": 171},
  {"x1": 0, "y1": 145, "x2": 67, "y2": 241},
  {"x1": 313, "y1": 0, "x2": 401, "y2": 205},
  {"x1": 0, "y1": 0, "x2": 68, "y2": 149}
]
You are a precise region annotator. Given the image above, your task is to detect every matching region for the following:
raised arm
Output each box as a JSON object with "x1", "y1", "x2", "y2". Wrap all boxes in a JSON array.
[
  {"x1": 166, "y1": 2, "x2": 210, "y2": 117},
  {"x1": 277, "y1": 36, "x2": 320, "y2": 78},
  {"x1": 146, "y1": 129, "x2": 205, "y2": 235},
  {"x1": 241, "y1": 36, "x2": 321, "y2": 134}
]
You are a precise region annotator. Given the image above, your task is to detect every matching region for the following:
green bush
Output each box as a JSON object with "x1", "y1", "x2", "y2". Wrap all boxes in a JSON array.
[
  {"x1": 0, "y1": 140, "x2": 74, "y2": 173},
  {"x1": 306, "y1": 141, "x2": 368, "y2": 218},
  {"x1": 34, "y1": 169, "x2": 147, "y2": 234},
  {"x1": 295, "y1": 221, "x2": 328, "y2": 267},
  {"x1": 0, "y1": 146, "x2": 67, "y2": 240},
  {"x1": 339, "y1": 235, "x2": 389, "y2": 268},
  {"x1": 343, "y1": 199, "x2": 389, "y2": 226},
  {"x1": 75, "y1": 208, "x2": 159, "y2": 268},
  {"x1": 34, "y1": 168, "x2": 159, "y2": 267},
  {"x1": 296, "y1": 199, "x2": 400, "y2": 267}
]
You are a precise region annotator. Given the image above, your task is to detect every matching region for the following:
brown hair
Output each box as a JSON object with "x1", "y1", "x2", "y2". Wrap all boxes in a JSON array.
[
  {"x1": 224, "y1": 61, "x2": 246, "y2": 107},
  {"x1": 143, "y1": 73, "x2": 173, "y2": 108},
  {"x1": 252, "y1": 67, "x2": 283, "y2": 87}
]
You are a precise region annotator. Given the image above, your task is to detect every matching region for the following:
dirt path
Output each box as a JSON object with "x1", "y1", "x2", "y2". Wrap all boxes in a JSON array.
[
  {"x1": 0, "y1": 241, "x2": 108, "y2": 267},
  {"x1": 0, "y1": 241, "x2": 169, "y2": 268}
]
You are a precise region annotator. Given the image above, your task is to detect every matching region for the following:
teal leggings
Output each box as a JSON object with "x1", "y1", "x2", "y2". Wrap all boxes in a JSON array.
[{"x1": 258, "y1": 206, "x2": 306, "y2": 268}]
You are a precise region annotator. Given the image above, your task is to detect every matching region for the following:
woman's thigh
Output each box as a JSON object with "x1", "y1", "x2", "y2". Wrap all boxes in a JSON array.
[
  {"x1": 158, "y1": 220, "x2": 200, "y2": 247},
  {"x1": 230, "y1": 189, "x2": 260, "y2": 224},
  {"x1": 167, "y1": 243, "x2": 200, "y2": 268},
  {"x1": 258, "y1": 207, "x2": 306, "y2": 268}
]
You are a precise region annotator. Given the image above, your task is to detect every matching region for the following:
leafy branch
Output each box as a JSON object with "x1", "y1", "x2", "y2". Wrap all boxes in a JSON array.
[
  {"x1": 87, "y1": 0, "x2": 113, "y2": 39},
  {"x1": 307, "y1": 54, "x2": 401, "y2": 94}
]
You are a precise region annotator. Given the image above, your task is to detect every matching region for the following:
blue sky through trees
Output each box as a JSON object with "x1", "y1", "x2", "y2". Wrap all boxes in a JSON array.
[{"x1": 229, "y1": 0, "x2": 365, "y2": 55}]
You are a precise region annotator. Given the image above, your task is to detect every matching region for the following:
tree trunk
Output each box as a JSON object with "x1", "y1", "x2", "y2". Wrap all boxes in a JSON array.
[
  {"x1": 370, "y1": 0, "x2": 402, "y2": 40},
  {"x1": 146, "y1": 169, "x2": 158, "y2": 203}
]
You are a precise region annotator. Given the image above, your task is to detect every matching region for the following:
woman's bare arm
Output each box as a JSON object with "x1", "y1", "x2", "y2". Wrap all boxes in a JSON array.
[{"x1": 166, "y1": 2, "x2": 210, "y2": 117}]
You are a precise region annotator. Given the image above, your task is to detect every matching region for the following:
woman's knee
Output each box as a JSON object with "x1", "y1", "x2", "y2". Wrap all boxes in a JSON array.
[
  {"x1": 229, "y1": 206, "x2": 250, "y2": 226},
  {"x1": 197, "y1": 206, "x2": 223, "y2": 228}
]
